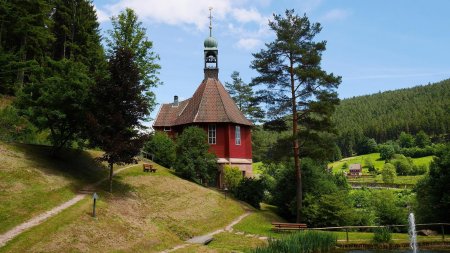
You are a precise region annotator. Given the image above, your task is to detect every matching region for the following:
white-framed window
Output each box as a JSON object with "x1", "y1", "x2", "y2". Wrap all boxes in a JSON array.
[
  {"x1": 164, "y1": 126, "x2": 171, "y2": 131},
  {"x1": 235, "y1": 125, "x2": 241, "y2": 145},
  {"x1": 208, "y1": 124, "x2": 216, "y2": 144}
]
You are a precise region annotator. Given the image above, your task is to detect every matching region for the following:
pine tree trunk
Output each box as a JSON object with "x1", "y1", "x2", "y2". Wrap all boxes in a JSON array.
[
  {"x1": 16, "y1": 36, "x2": 27, "y2": 88},
  {"x1": 109, "y1": 163, "x2": 113, "y2": 193},
  {"x1": 290, "y1": 56, "x2": 302, "y2": 223}
]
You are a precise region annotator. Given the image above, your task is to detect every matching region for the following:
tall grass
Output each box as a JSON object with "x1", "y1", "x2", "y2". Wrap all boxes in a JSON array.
[{"x1": 253, "y1": 230, "x2": 337, "y2": 253}]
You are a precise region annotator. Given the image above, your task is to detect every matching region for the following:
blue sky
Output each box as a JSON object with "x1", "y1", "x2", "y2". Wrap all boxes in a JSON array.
[{"x1": 93, "y1": 0, "x2": 450, "y2": 119}]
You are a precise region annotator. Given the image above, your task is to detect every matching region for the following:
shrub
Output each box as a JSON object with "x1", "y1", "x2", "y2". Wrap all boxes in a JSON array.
[
  {"x1": 373, "y1": 227, "x2": 392, "y2": 243},
  {"x1": 379, "y1": 144, "x2": 395, "y2": 160},
  {"x1": 381, "y1": 163, "x2": 396, "y2": 184},
  {"x1": 253, "y1": 230, "x2": 337, "y2": 253},
  {"x1": 174, "y1": 126, "x2": 217, "y2": 185},
  {"x1": 143, "y1": 131, "x2": 175, "y2": 168},
  {"x1": 0, "y1": 105, "x2": 39, "y2": 143},
  {"x1": 223, "y1": 165, "x2": 242, "y2": 190},
  {"x1": 234, "y1": 177, "x2": 265, "y2": 209}
]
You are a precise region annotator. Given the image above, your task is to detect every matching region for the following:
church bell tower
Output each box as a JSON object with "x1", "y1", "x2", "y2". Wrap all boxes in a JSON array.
[{"x1": 204, "y1": 7, "x2": 218, "y2": 79}]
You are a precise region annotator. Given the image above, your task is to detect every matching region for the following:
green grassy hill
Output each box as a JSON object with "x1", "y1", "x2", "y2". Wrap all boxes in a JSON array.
[
  {"x1": 0, "y1": 142, "x2": 281, "y2": 252},
  {"x1": 328, "y1": 153, "x2": 434, "y2": 185}
]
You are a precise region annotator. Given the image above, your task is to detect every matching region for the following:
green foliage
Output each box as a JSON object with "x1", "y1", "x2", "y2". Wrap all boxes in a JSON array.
[
  {"x1": 0, "y1": 0, "x2": 53, "y2": 94},
  {"x1": 370, "y1": 190, "x2": 407, "y2": 225},
  {"x1": 302, "y1": 191, "x2": 355, "y2": 227},
  {"x1": 415, "y1": 130, "x2": 431, "y2": 148},
  {"x1": 106, "y1": 8, "x2": 161, "y2": 112},
  {"x1": 15, "y1": 59, "x2": 92, "y2": 150},
  {"x1": 415, "y1": 143, "x2": 450, "y2": 223},
  {"x1": 50, "y1": 0, "x2": 106, "y2": 78},
  {"x1": 223, "y1": 165, "x2": 242, "y2": 191},
  {"x1": 342, "y1": 162, "x2": 349, "y2": 170},
  {"x1": 234, "y1": 177, "x2": 265, "y2": 209},
  {"x1": 379, "y1": 144, "x2": 395, "y2": 160},
  {"x1": 372, "y1": 227, "x2": 392, "y2": 243},
  {"x1": 252, "y1": 230, "x2": 337, "y2": 253},
  {"x1": 365, "y1": 158, "x2": 377, "y2": 174},
  {"x1": 225, "y1": 71, "x2": 264, "y2": 122},
  {"x1": 174, "y1": 126, "x2": 217, "y2": 185},
  {"x1": 251, "y1": 9, "x2": 341, "y2": 221},
  {"x1": 86, "y1": 47, "x2": 150, "y2": 192},
  {"x1": 334, "y1": 79, "x2": 450, "y2": 145},
  {"x1": 0, "y1": 105, "x2": 38, "y2": 143},
  {"x1": 143, "y1": 132, "x2": 175, "y2": 168},
  {"x1": 251, "y1": 126, "x2": 279, "y2": 162},
  {"x1": 398, "y1": 131, "x2": 415, "y2": 148},
  {"x1": 391, "y1": 154, "x2": 427, "y2": 176},
  {"x1": 270, "y1": 158, "x2": 350, "y2": 223},
  {"x1": 381, "y1": 163, "x2": 396, "y2": 184}
]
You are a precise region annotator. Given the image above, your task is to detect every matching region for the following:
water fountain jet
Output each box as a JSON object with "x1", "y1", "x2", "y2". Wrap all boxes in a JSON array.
[{"x1": 408, "y1": 212, "x2": 418, "y2": 253}]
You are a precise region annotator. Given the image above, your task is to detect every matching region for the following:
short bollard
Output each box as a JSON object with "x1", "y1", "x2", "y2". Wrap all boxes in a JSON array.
[{"x1": 92, "y1": 192, "x2": 98, "y2": 218}]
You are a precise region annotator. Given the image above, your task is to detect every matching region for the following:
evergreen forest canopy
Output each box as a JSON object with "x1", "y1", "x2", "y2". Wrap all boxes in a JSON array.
[{"x1": 333, "y1": 79, "x2": 450, "y2": 157}]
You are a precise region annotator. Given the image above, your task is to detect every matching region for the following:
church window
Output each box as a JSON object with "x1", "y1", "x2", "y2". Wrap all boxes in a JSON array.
[
  {"x1": 208, "y1": 124, "x2": 216, "y2": 144},
  {"x1": 235, "y1": 126, "x2": 241, "y2": 145}
]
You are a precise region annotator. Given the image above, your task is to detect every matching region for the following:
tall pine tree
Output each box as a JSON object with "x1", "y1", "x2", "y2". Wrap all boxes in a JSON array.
[{"x1": 251, "y1": 10, "x2": 341, "y2": 222}]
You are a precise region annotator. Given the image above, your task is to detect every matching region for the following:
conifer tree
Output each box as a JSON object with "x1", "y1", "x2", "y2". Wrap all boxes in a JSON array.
[
  {"x1": 225, "y1": 71, "x2": 264, "y2": 122},
  {"x1": 251, "y1": 10, "x2": 341, "y2": 222}
]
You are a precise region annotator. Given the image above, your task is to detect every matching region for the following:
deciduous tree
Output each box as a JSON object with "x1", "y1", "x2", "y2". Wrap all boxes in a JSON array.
[
  {"x1": 174, "y1": 126, "x2": 217, "y2": 185},
  {"x1": 87, "y1": 47, "x2": 150, "y2": 192},
  {"x1": 106, "y1": 8, "x2": 161, "y2": 112}
]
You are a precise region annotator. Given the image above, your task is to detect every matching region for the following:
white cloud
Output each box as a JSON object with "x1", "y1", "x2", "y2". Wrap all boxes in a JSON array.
[
  {"x1": 236, "y1": 38, "x2": 262, "y2": 50},
  {"x1": 232, "y1": 8, "x2": 264, "y2": 24},
  {"x1": 99, "y1": 0, "x2": 233, "y2": 30},
  {"x1": 320, "y1": 9, "x2": 350, "y2": 22}
]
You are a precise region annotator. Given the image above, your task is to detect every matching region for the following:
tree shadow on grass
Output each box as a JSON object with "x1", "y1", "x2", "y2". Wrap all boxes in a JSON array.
[{"x1": 17, "y1": 143, "x2": 109, "y2": 192}]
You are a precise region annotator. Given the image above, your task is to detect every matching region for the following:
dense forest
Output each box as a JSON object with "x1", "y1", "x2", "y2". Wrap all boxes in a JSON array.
[{"x1": 333, "y1": 79, "x2": 450, "y2": 156}]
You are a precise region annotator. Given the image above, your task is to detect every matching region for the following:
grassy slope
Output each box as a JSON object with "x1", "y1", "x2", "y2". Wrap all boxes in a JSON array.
[
  {"x1": 0, "y1": 142, "x2": 108, "y2": 234},
  {"x1": 328, "y1": 153, "x2": 434, "y2": 185},
  {"x1": 0, "y1": 146, "x2": 248, "y2": 252}
]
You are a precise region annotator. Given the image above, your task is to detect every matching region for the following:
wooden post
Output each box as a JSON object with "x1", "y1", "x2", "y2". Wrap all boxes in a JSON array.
[
  {"x1": 441, "y1": 224, "x2": 445, "y2": 241},
  {"x1": 346, "y1": 228, "x2": 349, "y2": 242}
]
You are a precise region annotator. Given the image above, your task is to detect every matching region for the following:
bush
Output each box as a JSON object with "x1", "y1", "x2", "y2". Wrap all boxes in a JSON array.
[
  {"x1": 0, "y1": 105, "x2": 39, "y2": 143},
  {"x1": 223, "y1": 165, "x2": 242, "y2": 190},
  {"x1": 373, "y1": 227, "x2": 392, "y2": 243},
  {"x1": 174, "y1": 126, "x2": 217, "y2": 185},
  {"x1": 253, "y1": 230, "x2": 337, "y2": 253},
  {"x1": 143, "y1": 131, "x2": 175, "y2": 168},
  {"x1": 234, "y1": 177, "x2": 265, "y2": 209},
  {"x1": 381, "y1": 163, "x2": 396, "y2": 184},
  {"x1": 379, "y1": 144, "x2": 395, "y2": 160}
]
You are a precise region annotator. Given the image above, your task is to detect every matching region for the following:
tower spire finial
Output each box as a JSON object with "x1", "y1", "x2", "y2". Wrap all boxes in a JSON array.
[{"x1": 208, "y1": 7, "x2": 213, "y2": 37}]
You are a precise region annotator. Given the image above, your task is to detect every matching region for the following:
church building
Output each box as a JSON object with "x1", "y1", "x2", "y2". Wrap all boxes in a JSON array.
[{"x1": 153, "y1": 12, "x2": 253, "y2": 187}]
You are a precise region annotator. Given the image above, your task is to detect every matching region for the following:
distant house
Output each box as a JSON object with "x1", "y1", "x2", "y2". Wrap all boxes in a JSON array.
[{"x1": 349, "y1": 164, "x2": 362, "y2": 176}]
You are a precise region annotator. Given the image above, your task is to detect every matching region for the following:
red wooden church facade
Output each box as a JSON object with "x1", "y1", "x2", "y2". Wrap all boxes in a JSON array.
[{"x1": 153, "y1": 26, "x2": 253, "y2": 187}]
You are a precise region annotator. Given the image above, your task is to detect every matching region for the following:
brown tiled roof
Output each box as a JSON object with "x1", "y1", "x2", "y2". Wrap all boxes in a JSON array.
[
  {"x1": 153, "y1": 98, "x2": 191, "y2": 127},
  {"x1": 153, "y1": 78, "x2": 252, "y2": 127}
]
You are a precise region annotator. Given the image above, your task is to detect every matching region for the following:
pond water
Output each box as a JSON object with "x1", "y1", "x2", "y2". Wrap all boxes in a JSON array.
[{"x1": 334, "y1": 250, "x2": 450, "y2": 253}]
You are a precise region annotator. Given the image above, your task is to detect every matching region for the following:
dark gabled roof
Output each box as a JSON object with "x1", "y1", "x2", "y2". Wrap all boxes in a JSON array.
[{"x1": 153, "y1": 78, "x2": 252, "y2": 127}]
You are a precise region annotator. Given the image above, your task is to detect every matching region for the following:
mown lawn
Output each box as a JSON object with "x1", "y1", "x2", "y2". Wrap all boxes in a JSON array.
[
  {"x1": 0, "y1": 162, "x2": 247, "y2": 253},
  {"x1": 328, "y1": 153, "x2": 434, "y2": 185},
  {"x1": 0, "y1": 142, "x2": 109, "y2": 234}
]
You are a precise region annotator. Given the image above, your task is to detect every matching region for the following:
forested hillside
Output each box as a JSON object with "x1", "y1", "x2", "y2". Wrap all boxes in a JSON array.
[{"x1": 333, "y1": 79, "x2": 450, "y2": 155}]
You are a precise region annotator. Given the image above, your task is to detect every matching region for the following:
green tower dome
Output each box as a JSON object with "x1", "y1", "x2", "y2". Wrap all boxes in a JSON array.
[{"x1": 204, "y1": 36, "x2": 218, "y2": 48}]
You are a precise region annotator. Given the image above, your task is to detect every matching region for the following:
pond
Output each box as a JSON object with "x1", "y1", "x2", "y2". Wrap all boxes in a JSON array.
[{"x1": 335, "y1": 250, "x2": 450, "y2": 253}]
